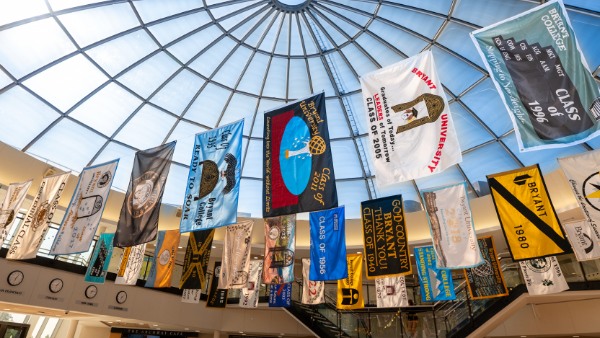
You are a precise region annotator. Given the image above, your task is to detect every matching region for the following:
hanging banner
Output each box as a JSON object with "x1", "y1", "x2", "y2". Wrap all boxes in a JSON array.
[
  {"x1": 263, "y1": 215, "x2": 296, "y2": 284},
  {"x1": 337, "y1": 253, "x2": 364, "y2": 310},
  {"x1": 181, "y1": 289, "x2": 201, "y2": 304},
  {"x1": 115, "y1": 243, "x2": 147, "y2": 285},
  {"x1": 464, "y1": 236, "x2": 509, "y2": 300},
  {"x1": 558, "y1": 150, "x2": 600, "y2": 242},
  {"x1": 180, "y1": 120, "x2": 243, "y2": 232},
  {"x1": 114, "y1": 141, "x2": 176, "y2": 247},
  {"x1": 51, "y1": 159, "x2": 118, "y2": 255},
  {"x1": 84, "y1": 233, "x2": 115, "y2": 284},
  {"x1": 207, "y1": 262, "x2": 228, "y2": 308},
  {"x1": 375, "y1": 275, "x2": 409, "y2": 308},
  {"x1": 414, "y1": 246, "x2": 455, "y2": 302},
  {"x1": 7, "y1": 172, "x2": 70, "y2": 260},
  {"x1": 180, "y1": 229, "x2": 214, "y2": 290},
  {"x1": 269, "y1": 283, "x2": 292, "y2": 308},
  {"x1": 361, "y1": 195, "x2": 411, "y2": 279},
  {"x1": 309, "y1": 206, "x2": 348, "y2": 281},
  {"x1": 471, "y1": 0, "x2": 600, "y2": 151},
  {"x1": 302, "y1": 258, "x2": 324, "y2": 305},
  {"x1": 263, "y1": 92, "x2": 338, "y2": 217},
  {"x1": 219, "y1": 220, "x2": 253, "y2": 289},
  {"x1": 563, "y1": 220, "x2": 600, "y2": 261},
  {"x1": 487, "y1": 164, "x2": 571, "y2": 261},
  {"x1": 145, "y1": 230, "x2": 180, "y2": 288},
  {"x1": 422, "y1": 182, "x2": 482, "y2": 269},
  {"x1": 0, "y1": 180, "x2": 32, "y2": 245},
  {"x1": 359, "y1": 50, "x2": 462, "y2": 185},
  {"x1": 519, "y1": 256, "x2": 569, "y2": 295},
  {"x1": 239, "y1": 260, "x2": 264, "y2": 308}
]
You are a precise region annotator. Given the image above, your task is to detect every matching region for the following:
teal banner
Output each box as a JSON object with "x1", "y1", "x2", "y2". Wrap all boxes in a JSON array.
[
  {"x1": 84, "y1": 233, "x2": 115, "y2": 284},
  {"x1": 414, "y1": 246, "x2": 455, "y2": 302},
  {"x1": 471, "y1": 0, "x2": 600, "y2": 151}
]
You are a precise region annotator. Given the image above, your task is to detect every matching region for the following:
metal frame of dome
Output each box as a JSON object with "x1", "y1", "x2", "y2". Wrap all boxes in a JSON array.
[{"x1": 0, "y1": 0, "x2": 599, "y2": 219}]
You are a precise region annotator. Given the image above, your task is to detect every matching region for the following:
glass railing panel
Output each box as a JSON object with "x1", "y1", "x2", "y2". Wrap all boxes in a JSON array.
[
  {"x1": 369, "y1": 312, "x2": 403, "y2": 338},
  {"x1": 580, "y1": 259, "x2": 600, "y2": 281},
  {"x1": 558, "y1": 253, "x2": 586, "y2": 282}
]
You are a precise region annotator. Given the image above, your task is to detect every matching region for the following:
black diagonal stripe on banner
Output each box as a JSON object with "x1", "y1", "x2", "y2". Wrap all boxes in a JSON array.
[{"x1": 488, "y1": 177, "x2": 571, "y2": 253}]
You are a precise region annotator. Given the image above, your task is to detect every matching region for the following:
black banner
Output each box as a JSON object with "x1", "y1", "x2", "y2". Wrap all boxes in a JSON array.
[
  {"x1": 263, "y1": 93, "x2": 337, "y2": 217},
  {"x1": 114, "y1": 141, "x2": 176, "y2": 247},
  {"x1": 207, "y1": 261, "x2": 228, "y2": 308},
  {"x1": 180, "y1": 229, "x2": 214, "y2": 290},
  {"x1": 361, "y1": 195, "x2": 411, "y2": 279},
  {"x1": 464, "y1": 237, "x2": 508, "y2": 300}
]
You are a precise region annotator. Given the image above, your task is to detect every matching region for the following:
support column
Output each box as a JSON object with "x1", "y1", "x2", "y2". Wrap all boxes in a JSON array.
[{"x1": 65, "y1": 319, "x2": 79, "y2": 338}]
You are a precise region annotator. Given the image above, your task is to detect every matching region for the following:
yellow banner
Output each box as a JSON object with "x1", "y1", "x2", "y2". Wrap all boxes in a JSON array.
[
  {"x1": 487, "y1": 165, "x2": 571, "y2": 261},
  {"x1": 153, "y1": 230, "x2": 181, "y2": 288},
  {"x1": 337, "y1": 253, "x2": 364, "y2": 310},
  {"x1": 117, "y1": 247, "x2": 131, "y2": 277}
]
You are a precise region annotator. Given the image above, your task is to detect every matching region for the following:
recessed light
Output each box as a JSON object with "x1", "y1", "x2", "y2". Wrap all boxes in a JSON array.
[
  {"x1": 116, "y1": 320, "x2": 121, "y2": 322},
  {"x1": 212, "y1": 246, "x2": 216, "y2": 249},
  {"x1": 153, "y1": 324, "x2": 158, "y2": 327},
  {"x1": 3, "y1": 308, "x2": 10, "y2": 311},
  {"x1": 178, "y1": 246, "x2": 183, "y2": 249},
  {"x1": 520, "y1": 336, "x2": 527, "y2": 338},
  {"x1": 356, "y1": 251, "x2": 361, "y2": 254},
  {"x1": 108, "y1": 322, "x2": 113, "y2": 324},
  {"x1": 410, "y1": 254, "x2": 414, "y2": 256}
]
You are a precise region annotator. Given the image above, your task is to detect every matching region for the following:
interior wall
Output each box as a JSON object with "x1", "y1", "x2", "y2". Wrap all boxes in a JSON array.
[
  {"x1": 0, "y1": 258, "x2": 311, "y2": 336},
  {"x1": 74, "y1": 325, "x2": 111, "y2": 338}
]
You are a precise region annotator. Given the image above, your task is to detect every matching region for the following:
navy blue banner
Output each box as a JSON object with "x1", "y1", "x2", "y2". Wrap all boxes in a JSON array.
[
  {"x1": 269, "y1": 283, "x2": 292, "y2": 308},
  {"x1": 309, "y1": 206, "x2": 348, "y2": 281}
]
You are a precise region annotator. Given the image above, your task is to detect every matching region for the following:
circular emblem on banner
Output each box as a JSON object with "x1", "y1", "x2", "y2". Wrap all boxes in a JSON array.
[
  {"x1": 0, "y1": 210, "x2": 15, "y2": 227},
  {"x1": 32, "y1": 202, "x2": 50, "y2": 232},
  {"x1": 526, "y1": 258, "x2": 552, "y2": 273},
  {"x1": 159, "y1": 249, "x2": 170, "y2": 265},
  {"x1": 215, "y1": 266, "x2": 221, "y2": 276},
  {"x1": 583, "y1": 172, "x2": 600, "y2": 212},
  {"x1": 97, "y1": 171, "x2": 112, "y2": 188},
  {"x1": 127, "y1": 171, "x2": 163, "y2": 218},
  {"x1": 471, "y1": 261, "x2": 493, "y2": 277},
  {"x1": 268, "y1": 225, "x2": 280, "y2": 240}
]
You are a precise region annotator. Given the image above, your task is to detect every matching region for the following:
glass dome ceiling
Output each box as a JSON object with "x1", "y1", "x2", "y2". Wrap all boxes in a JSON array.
[{"x1": 0, "y1": 0, "x2": 598, "y2": 219}]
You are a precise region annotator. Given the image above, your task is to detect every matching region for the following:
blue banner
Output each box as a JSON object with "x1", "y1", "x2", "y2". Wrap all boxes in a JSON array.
[
  {"x1": 414, "y1": 246, "x2": 456, "y2": 302},
  {"x1": 269, "y1": 283, "x2": 292, "y2": 308},
  {"x1": 309, "y1": 206, "x2": 348, "y2": 281},
  {"x1": 180, "y1": 120, "x2": 244, "y2": 232},
  {"x1": 84, "y1": 233, "x2": 115, "y2": 284}
]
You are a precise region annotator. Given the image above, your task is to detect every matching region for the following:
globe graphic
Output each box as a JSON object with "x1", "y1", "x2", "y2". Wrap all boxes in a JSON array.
[{"x1": 309, "y1": 135, "x2": 327, "y2": 155}]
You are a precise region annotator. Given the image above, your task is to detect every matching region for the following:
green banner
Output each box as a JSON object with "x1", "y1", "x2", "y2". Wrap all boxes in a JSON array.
[{"x1": 471, "y1": 0, "x2": 600, "y2": 151}]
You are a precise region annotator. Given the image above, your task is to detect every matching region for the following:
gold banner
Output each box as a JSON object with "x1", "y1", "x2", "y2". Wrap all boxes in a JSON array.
[
  {"x1": 487, "y1": 164, "x2": 571, "y2": 261},
  {"x1": 337, "y1": 253, "x2": 364, "y2": 310},
  {"x1": 152, "y1": 230, "x2": 181, "y2": 288}
]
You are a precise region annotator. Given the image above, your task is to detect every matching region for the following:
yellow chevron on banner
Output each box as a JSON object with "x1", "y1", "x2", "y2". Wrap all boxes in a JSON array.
[
  {"x1": 337, "y1": 253, "x2": 364, "y2": 310},
  {"x1": 487, "y1": 164, "x2": 571, "y2": 261},
  {"x1": 153, "y1": 230, "x2": 181, "y2": 288}
]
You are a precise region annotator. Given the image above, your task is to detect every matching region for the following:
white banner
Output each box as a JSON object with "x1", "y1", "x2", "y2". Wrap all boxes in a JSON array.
[
  {"x1": 50, "y1": 160, "x2": 118, "y2": 255},
  {"x1": 360, "y1": 50, "x2": 462, "y2": 185},
  {"x1": 375, "y1": 275, "x2": 409, "y2": 308},
  {"x1": 563, "y1": 220, "x2": 600, "y2": 261},
  {"x1": 0, "y1": 180, "x2": 32, "y2": 245},
  {"x1": 558, "y1": 150, "x2": 600, "y2": 242},
  {"x1": 519, "y1": 256, "x2": 569, "y2": 295},
  {"x1": 7, "y1": 173, "x2": 70, "y2": 260},
  {"x1": 239, "y1": 260, "x2": 263, "y2": 308},
  {"x1": 115, "y1": 244, "x2": 147, "y2": 285},
  {"x1": 181, "y1": 289, "x2": 201, "y2": 304},
  {"x1": 301, "y1": 258, "x2": 324, "y2": 305},
  {"x1": 422, "y1": 182, "x2": 483, "y2": 268},
  {"x1": 219, "y1": 220, "x2": 253, "y2": 289}
]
